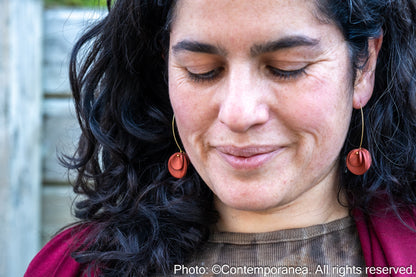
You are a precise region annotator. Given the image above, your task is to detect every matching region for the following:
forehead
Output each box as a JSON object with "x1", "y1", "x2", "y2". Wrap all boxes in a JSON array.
[{"x1": 170, "y1": 0, "x2": 332, "y2": 44}]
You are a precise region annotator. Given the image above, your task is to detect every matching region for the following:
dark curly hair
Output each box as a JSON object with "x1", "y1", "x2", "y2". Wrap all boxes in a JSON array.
[{"x1": 64, "y1": 0, "x2": 416, "y2": 275}]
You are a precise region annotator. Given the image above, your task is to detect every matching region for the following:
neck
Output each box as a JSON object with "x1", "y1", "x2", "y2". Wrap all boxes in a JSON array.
[{"x1": 214, "y1": 180, "x2": 348, "y2": 233}]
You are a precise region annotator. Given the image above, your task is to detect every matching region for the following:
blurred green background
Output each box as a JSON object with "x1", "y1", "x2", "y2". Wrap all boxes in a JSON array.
[{"x1": 45, "y1": 0, "x2": 107, "y2": 7}]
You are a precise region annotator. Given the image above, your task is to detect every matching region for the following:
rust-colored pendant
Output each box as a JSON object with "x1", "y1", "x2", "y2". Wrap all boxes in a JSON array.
[
  {"x1": 346, "y1": 148, "x2": 372, "y2": 175},
  {"x1": 168, "y1": 152, "x2": 189, "y2": 178}
]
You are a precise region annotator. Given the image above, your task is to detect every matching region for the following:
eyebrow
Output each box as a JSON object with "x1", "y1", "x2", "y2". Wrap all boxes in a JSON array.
[
  {"x1": 172, "y1": 40, "x2": 227, "y2": 56},
  {"x1": 171, "y1": 35, "x2": 320, "y2": 57},
  {"x1": 251, "y1": 36, "x2": 320, "y2": 56}
]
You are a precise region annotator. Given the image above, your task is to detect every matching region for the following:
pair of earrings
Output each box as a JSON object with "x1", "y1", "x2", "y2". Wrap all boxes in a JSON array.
[{"x1": 167, "y1": 107, "x2": 372, "y2": 178}]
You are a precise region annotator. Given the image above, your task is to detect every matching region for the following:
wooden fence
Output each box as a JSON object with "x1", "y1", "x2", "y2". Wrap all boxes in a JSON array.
[
  {"x1": 42, "y1": 7, "x2": 104, "y2": 245},
  {"x1": 0, "y1": 3, "x2": 104, "y2": 276}
]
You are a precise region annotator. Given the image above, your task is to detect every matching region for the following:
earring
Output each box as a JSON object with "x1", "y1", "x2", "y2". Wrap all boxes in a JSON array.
[
  {"x1": 346, "y1": 106, "x2": 372, "y2": 175},
  {"x1": 168, "y1": 115, "x2": 189, "y2": 178}
]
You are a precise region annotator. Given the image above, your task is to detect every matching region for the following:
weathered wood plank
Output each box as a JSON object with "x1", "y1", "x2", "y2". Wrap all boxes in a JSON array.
[
  {"x1": 43, "y1": 8, "x2": 105, "y2": 95},
  {"x1": 0, "y1": 0, "x2": 43, "y2": 276},
  {"x1": 42, "y1": 98, "x2": 80, "y2": 183},
  {"x1": 0, "y1": 0, "x2": 11, "y2": 274},
  {"x1": 41, "y1": 185, "x2": 77, "y2": 246}
]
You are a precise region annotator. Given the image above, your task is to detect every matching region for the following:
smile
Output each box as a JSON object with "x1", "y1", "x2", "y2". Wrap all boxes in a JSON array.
[{"x1": 215, "y1": 145, "x2": 283, "y2": 170}]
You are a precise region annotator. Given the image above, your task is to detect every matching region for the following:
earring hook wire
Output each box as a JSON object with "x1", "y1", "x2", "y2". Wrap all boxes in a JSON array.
[
  {"x1": 359, "y1": 106, "x2": 364, "y2": 149},
  {"x1": 172, "y1": 115, "x2": 183, "y2": 153}
]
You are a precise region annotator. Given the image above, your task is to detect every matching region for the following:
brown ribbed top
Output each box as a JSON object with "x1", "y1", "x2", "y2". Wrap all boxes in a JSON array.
[{"x1": 167, "y1": 216, "x2": 367, "y2": 277}]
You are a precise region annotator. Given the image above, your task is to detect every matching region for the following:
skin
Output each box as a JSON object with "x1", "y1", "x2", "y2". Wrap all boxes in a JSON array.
[{"x1": 168, "y1": 0, "x2": 381, "y2": 233}]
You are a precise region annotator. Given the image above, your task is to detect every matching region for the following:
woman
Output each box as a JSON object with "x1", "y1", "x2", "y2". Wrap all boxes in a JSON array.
[{"x1": 26, "y1": 0, "x2": 416, "y2": 276}]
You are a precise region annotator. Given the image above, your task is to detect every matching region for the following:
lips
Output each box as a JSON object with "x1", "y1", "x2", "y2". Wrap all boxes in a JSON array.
[{"x1": 215, "y1": 145, "x2": 282, "y2": 170}]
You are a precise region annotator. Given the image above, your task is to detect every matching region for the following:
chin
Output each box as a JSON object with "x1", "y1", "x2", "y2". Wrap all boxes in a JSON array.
[{"x1": 216, "y1": 193, "x2": 285, "y2": 212}]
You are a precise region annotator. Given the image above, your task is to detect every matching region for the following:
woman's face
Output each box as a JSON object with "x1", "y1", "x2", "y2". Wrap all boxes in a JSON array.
[{"x1": 168, "y1": 0, "x2": 354, "y2": 212}]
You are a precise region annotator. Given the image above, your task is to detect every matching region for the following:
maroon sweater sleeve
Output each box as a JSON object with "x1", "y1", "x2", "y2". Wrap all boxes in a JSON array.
[{"x1": 24, "y1": 227, "x2": 88, "y2": 277}]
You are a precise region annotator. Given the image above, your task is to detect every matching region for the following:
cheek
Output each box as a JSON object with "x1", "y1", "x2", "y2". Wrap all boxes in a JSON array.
[
  {"x1": 169, "y1": 87, "x2": 216, "y2": 179},
  {"x1": 168, "y1": 79, "x2": 215, "y2": 159},
  {"x1": 168, "y1": 64, "x2": 221, "y2": 135},
  {"x1": 169, "y1": 72, "x2": 198, "y2": 127},
  {"x1": 280, "y1": 76, "x2": 353, "y2": 149}
]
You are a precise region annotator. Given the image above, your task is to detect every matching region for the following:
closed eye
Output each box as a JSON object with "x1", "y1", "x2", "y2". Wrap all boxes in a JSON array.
[
  {"x1": 187, "y1": 67, "x2": 224, "y2": 83},
  {"x1": 267, "y1": 65, "x2": 307, "y2": 80}
]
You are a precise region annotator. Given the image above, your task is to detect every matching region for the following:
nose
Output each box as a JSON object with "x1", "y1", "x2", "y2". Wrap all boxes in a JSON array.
[{"x1": 218, "y1": 66, "x2": 270, "y2": 133}]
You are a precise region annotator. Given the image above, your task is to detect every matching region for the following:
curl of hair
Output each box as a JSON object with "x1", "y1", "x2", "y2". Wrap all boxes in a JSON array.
[{"x1": 64, "y1": 0, "x2": 416, "y2": 275}]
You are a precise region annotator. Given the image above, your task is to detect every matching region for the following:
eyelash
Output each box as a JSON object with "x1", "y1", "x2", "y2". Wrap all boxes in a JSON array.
[
  {"x1": 187, "y1": 65, "x2": 307, "y2": 83},
  {"x1": 187, "y1": 68, "x2": 224, "y2": 83},
  {"x1": 266, "y1": 66, "x2": 307, "y2": 80}
]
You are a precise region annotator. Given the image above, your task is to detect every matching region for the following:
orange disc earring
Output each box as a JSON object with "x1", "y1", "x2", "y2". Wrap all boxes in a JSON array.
[
  {"x1": 346, "y1": 106, "x2": 372, "y2": 175},
  {"x1": 168, "y1": 115, "x2": 189, "y2": 178}
]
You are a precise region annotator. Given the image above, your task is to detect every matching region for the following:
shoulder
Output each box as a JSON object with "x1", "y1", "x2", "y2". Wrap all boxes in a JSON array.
[
  {"x1": 353, "y1": 206, "x2": 416, "y2": 267},
  {"x1": 24, "y1": 225, "x2": 91, "y2": 277}
]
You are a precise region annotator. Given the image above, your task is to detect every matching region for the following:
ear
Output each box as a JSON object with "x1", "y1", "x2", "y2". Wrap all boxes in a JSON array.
[{"x1": 353, "y1": 33, "x2": 383, "y2": 109}]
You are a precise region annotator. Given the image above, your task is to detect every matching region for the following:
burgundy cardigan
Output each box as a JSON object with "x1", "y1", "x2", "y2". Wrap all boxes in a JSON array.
[
  {"x1": 353, "y1": 208, "x2": 416, "y2": 277},
  {"x1": 25, "y1": 209, "x2": 416, "y2": 277}
]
